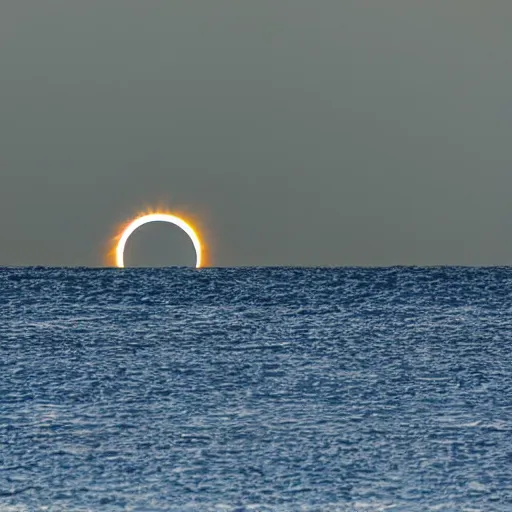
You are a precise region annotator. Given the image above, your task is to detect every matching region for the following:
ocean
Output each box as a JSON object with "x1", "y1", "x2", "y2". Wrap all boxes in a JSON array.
[{"x1": 1, "y1": 267, "x2": 512, "y2": 511}]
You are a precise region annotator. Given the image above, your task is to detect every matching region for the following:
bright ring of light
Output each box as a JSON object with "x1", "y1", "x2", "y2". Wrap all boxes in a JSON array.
[{"x1": 116, "y1": 213, "x2": 202, "y2": 268}]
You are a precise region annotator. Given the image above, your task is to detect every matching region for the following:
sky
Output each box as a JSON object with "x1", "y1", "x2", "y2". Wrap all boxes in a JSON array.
[{"x1": 1, "y1": 1, "x2": 512, "y2": 267}]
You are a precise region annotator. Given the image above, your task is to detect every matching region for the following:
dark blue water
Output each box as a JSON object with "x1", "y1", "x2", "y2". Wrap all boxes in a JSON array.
[{"x1": 2, "y1": 267, "x2": 512, "y2": 511}]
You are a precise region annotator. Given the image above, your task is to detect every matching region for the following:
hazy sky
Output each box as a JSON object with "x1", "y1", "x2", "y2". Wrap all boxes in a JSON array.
[{"x1": 1, "y1": 1, "x2": 512, "y2": 267}]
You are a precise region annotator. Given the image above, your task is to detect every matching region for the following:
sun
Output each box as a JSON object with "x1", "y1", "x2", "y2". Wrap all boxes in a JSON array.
[{"x1": 113, "y1": 212, "x2": 204, "y2": 268}]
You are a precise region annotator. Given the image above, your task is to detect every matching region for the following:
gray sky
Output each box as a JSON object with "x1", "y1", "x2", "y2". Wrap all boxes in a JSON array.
[{"x1": 1, "y1": 1, "x2": 512, "y2": 267}]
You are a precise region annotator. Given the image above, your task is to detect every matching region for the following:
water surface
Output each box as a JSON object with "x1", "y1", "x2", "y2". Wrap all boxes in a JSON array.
[{"x1": 2, "y1": 267, "x2": 512, "y2": 511}]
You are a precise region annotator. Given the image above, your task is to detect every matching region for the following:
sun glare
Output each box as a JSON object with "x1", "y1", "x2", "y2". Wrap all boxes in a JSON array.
[{"x1": 113, "y1": 212, "x2": 203, "y2": 268}]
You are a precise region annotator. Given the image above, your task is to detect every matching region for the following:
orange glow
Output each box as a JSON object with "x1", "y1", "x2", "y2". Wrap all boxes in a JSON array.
[{"x1": 109, "y1": 209, "x2": 208, "y2": 268}]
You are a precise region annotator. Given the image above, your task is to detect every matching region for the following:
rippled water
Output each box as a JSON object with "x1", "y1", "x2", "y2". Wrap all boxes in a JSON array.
[{"x1": 2, "y1": 267, "x2": 512, "y2": 511}]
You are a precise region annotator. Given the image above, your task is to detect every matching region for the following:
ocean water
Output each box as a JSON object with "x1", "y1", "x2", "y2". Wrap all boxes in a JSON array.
[{"x1": 2, "y1": 267, "x2": 512, "y2": 511}]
